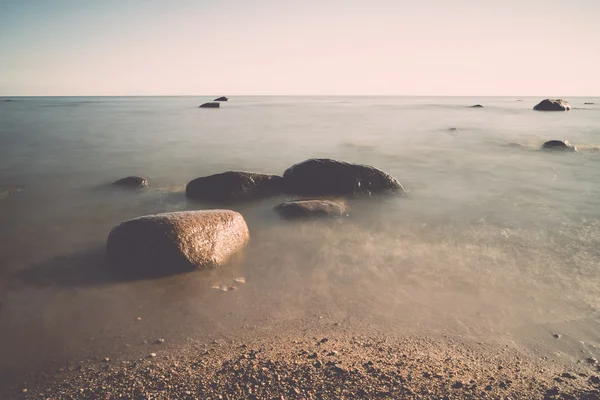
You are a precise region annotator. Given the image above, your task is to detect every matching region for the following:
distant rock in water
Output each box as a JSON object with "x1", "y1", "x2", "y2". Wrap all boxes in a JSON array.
[
  {"x1": 186, "y1": 172, "x2": 283, "y2": 202},
  {"x1": 533, "y1": 99, "x2": 571, "y2": 111},
  {"x1": 448, "y1": 128, "x2": 460, "y2": 132},
  {"x1": 517, "y1": 100, "x2": 524, "y2": 102},
  {"x1": 541, "y1": 140, "x2": 577, "y2": 152},
  {"x1": 113, "y1": 176, "x2": 148, "y2": 188},
  {"x1": 470, "y1": 104, "x2": 484, "y2": 108},
  {"x1": 199, "y1": 102, "x2": 220, "y2": 108},
  {"x1": 283, "y1": 158, "x2": 404, "y2": 196},
  {"x1": 275, "y1": 199, "x2": 347, "y2": 219},
  {"x1": 214, "y1": 97, "x2": 229, "y2": 102},
  {"x1": 106, "y1": 210, "x2": 249, "y2": 275},
  {"x1": 506, "y1": 143, "x2": 525, "y2": 149},
  {"x1": 584, "y1": 102, "x2": 594, "y2": 105}
]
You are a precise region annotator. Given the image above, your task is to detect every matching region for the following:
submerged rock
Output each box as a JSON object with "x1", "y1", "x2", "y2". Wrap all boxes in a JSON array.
[
  {"x1": 106, "y1": 210, "x2": 249, "y2": 275},
  {"x1": 275, "y1": 199, "x2": 346, "y2": 219},
  {"x1": 186, "y1": 172, "x2": 283, "y2": 202},
  {"x1": 214, "y1": 96, "x2": 229, "y2": 101},
  {"x1": 584, "y1": 102, "x2": 594, "y2": 105},
  {"x1": 199, "y1": 102, "x2": 220, "y2": 108},
  {"x1": 113, "y1": 176, "x2": 148, "y2": 188},
  {"x1": 283, "y1": 158, "x2": 404, "y2": 196},
  {"x1": 470, "y1": 104, "x2": 484, "y2": 108},
  {"x1": 533, "y1": 99, "x2": 571, "y2": 111},
  {"x1": 541, "y1": 140, "x2": 577, "y2": 152}
]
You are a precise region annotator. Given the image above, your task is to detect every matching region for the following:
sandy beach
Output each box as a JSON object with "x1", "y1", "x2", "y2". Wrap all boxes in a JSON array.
[{"x1": 5, "y1": 320, "x2": 600, "y2": 400}]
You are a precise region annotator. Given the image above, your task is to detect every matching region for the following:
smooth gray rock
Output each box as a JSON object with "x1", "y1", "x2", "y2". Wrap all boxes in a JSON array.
[
  {"x1": 186, "y1": 171, "x2": 283, "y2": 202},
  {"x1": 283, "y1": 158, "x2": 404, "y2": 196},
  {"x1": 113, "y1": 176, "x2": 148, "y2": 188},
  {"x1": 541, "y1": 140, "x2": 577, "y2": 152},
  {"x1": 275, "y1": 199, "x2": 346, "y2": 219},
  {"x1": 106, "y1": 210, "x2": 249, "y2": 274},
  {"x1": 199, "y1": 102, "x2": 220, "y2": 108},
  {"x1": 533, "y1": 99, "x2": 571, "y2": 111}
]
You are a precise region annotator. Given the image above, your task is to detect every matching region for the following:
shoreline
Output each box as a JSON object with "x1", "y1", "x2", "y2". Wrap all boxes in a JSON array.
[{"x1": 7, "y1": 327, "x2": 600, "y2": 400}]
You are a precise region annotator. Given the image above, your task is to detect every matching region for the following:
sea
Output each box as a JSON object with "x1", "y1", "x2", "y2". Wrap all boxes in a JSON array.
[{"x1": 1, "y1": 96, "x2": 599, "y2": 385}]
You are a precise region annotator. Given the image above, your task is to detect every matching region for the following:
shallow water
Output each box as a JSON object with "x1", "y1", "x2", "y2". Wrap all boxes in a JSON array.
[{"x1": 1, "y1": 96, "x2": 600, "y2": 382}]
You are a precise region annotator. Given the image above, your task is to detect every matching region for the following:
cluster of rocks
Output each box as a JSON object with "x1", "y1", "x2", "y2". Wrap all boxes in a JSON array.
[
  {"x1": 199, "y1": 96, "x2": 229, "y2": 109},
  {"x1": 107, "y1": 96, "x2": 585, "y2": 275},
  {"x1": 108, "y1": 158, "x2": 403, "y2": 276}
]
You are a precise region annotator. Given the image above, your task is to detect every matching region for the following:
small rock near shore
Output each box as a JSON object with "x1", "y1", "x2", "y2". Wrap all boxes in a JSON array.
[
  {"x1": 470, "y1": 104, "x2": 484, "y2": 108},
  {"x1": 541, "y1": 140, "x2": 577, "y2": 152},
  {"x1": 275, "y1": 199, "x2": 346, "y2": 219},
  {"x1": 186, "y1": 172, "x2": 284, "y2": 202},
  {"x1": 106, "y1": 210, "x2": 249, "y2": 275},
  {"x1": 199, "y1": 102, "x2": 220, "y2": 108},
  {"x1": 283, "y1": 158, "x2": 404, "y2": 196},
  {"x1": 214, "y1": 97, "x2": 229, "y2": 101},
  {"x1": 113, "y1": 176, "x2": 149, "y2": 188},
  {"x1": 533, "y1": 99, "x2": 571, "y2": 111}
]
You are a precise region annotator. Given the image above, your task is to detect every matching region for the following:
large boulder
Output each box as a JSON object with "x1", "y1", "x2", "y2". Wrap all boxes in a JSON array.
[
  {"x1": 541, "y1": 140, "x2": 577, "y2": 152},
  {"x1": 106, "y1": 210, "x2": 249, "y2": 275},
  {"x1": 214, "y1": 96, "x2": 229, "y2": 101},
  {"x1": 282, "y1": 159, "x2": 404, "y2": 196},
  {"x1": 186, "y1": 172, "x2": 284, "y2": 202},
  {"x1": 275, "y1": 199, "x2": 347, "y2": 219},
  {"x1": 113, "y1": 176, "x2": 148, "y2": 188},
  {"x1": 199, "y1": 102, "x2": 220, "y2": 108},
  {"x1": 533, "y1": 99, "x2": 571, "y2": 111}
]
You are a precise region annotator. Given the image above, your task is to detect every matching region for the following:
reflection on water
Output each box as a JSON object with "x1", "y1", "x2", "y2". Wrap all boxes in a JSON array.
[{"x1": 1, "y1": 96, "x2": 600, "y2": 381}]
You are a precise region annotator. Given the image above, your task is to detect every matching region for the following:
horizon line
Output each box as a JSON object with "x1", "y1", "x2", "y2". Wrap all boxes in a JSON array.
[{"x1": 1, "y1": 94, "x2": 599, "y2": 98}]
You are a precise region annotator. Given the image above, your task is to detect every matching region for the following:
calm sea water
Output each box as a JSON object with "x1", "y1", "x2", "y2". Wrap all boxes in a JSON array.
[{"x1": 1, "y1": 96, "x2": 600, "y2": 382}]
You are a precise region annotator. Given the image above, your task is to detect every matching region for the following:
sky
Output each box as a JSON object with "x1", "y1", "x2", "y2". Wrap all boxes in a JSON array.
[{"x1": 0, "y1": 0, "x2": 599, "y2": 96}]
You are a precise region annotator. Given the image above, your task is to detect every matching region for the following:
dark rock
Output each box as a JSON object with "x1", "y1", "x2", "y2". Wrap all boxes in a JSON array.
[
  {"x1": 214, "y1": 97, "x2": 229, "y2": 102},
  {"x1": 448, "y1": 127, "x2": 460, "y2": 132},
  {"x1": 470, "y1": 104, "x2": 484, "y2": 108},
  {"x1": 552, "y1": 333, "x2": 561, "y2": 339},
  {"x1": 275, "y1": 199, "x2": 346, "y2": 219},
  {"x1": 561, "y1": 372, "x2": 577, "y2": 380},
  {"x1": 113, "y1": 176, "x2": 148, "y2": 188},
  {"x1": 106, "y1": 210, "x2": 249, "y2": 275},
  {"x1": 282, "y1": 158, "x2": 404, "y2": 196},
  {"x1": 533, "y1": 99, "x2": 571, "y2": 111},
  {"x1": 451, "y1": 381, "x2": 464, "y2": 389},
  {"x1": 541, "y1": 140, "x2": 577, "y2": 152},
  {"x1": 584, "y1": 102, "x2": 594, "y2": 105},
  {"x1": 186, "y1": 172, "x2": 283, "y2": 202},
  {"x1": 199, "y1": 102, "x2": 220, "y2": 108}
]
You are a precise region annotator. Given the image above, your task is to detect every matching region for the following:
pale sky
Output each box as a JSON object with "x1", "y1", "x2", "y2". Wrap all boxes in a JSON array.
[{"x1": 0, "y1": 0, "x2": 598, "y2": 96}]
